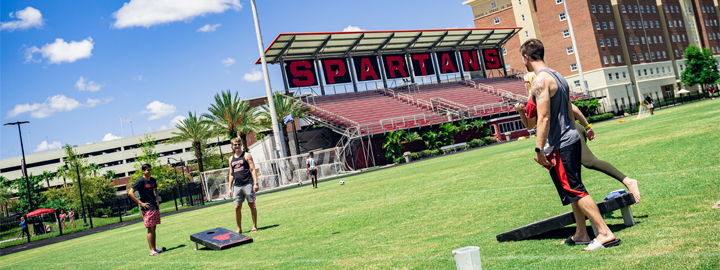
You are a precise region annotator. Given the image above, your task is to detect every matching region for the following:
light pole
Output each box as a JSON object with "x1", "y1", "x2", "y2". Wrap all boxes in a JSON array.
[
  {"x1": 4, "y1": 121, "x2": 33, "y2": 211},
  {"x1": 65, "y1": 161, "x2": 90, "y2": 228}
]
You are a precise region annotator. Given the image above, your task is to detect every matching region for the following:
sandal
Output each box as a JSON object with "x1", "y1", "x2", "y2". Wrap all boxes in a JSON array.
[
  {"x1": 583, "y1": 239, "x2": 621, "y2": 251},
  {"x1": 149, "y1": 251, "x2": 159, "y2": 256},
  {"x1": 562, "y1": 235, "x2": 590, "y2": 245},
  {"x1": 249, "y1": 228, "x2": 258, "y2": 233}
]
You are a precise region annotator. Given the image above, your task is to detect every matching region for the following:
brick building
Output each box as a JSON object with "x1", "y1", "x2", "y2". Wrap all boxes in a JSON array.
[{"x1": 464, "y1": 0, "x2": 720, "y2": 112}]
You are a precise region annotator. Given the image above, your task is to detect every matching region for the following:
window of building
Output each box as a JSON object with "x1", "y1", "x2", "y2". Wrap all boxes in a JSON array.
[
  {"x1": 525, "y1": 31, "x2": 529, "y2": 38},
  {"x1": 672, "y1": 35, "x2": 676, "y2": 42},
  {"x1": 679, "y1": 21, "x2": 682, "y2": 27},
  {"x1": 656, "y1": 67, "x2": 659, "y2": 74},
  {"x1": 673, "y1": 21, "x2": 677, "y2": 27},
  {"x1": 556, "y1": 0, "x2": 563, "y2": 4},
  {"x1": 559, "y1": 13, "x2": 566, "y2": 21},
  {"x1": 599, "y1": 39, "x2": 604, "y2": 47},
  {"x1": 653, "y1": 36, "x2": 657, "y2": 43},
  {"x1": 651, "y1": 52, "x2": 655, "y2": 59},
  {"x1": 641, "y1": 37, "x2": 646, "y2": 44},
  {"x1": 682, "y1": 35, "x2": 686, "y2": 41},
  {"x1": 595, "y1": 22, "x2": 601, "y2": 30},
  {"x1": 603, "y1": 56, "x2": 608, "y2": 64},
  {"x1": 518, "y1": 0, "x2": 522, "y2": 5},
  {"x1": 522, "y1": 14, "x2": 525, "y2": 22},
  {"x1": 632, "y1": 53, "x2": 637, "y2": 61},
  {"x1": 607, "y1": 38, "x2": 611, "y2": 46},
  {"x1": 664, "y1": 6, "x2": 669, "y2": 13},
  {"x1": 574, "y1": 80, "x2": 581, "y2": 87},
  {"x1": 566, "y1": 46, "x2": 574, "y2": 54},
  {"x1": 625, "y1": 21, "x2": 630, "y2": 29},
  {"x1": 637, "y1": 70, "x2": 642, "y2": 76},
  {"x1": 662, "y1": 67, "x2": 665, "y2": 73},
  {"x1": 602, "y1": 22, "x2": 607, "y2": 29},
  {"x1": 616, "y1": 73, "x2": 620, "y2": 79},
  {"x1": 634, "y1": 6, "x2": 638, "y2": 13},
  {"x1": 632, "y1": 21, "x2": 636, "y2": 29},
  {"x1": 640, "y1": 6, "x2": 644, "y2": 13},
  {"x1": 675, "y1": 50, "x2": 679, "y2": 57},
  {"x1": 613, "y1": 38, "x2": 618, "y2": 46},
  {"x1": 639, "y1": 53, "x2": 644, "y2": 60},
  {"x1": 622, "y1": 72, "x2": 627, "y2": 78},
  {"x1": 599, "y1": 5, "x2": 604, "y2": 13},
  {"x1": 592, "y1": 5, "x2": 596, "y2": 13},
  {"x1": 608, "y1": 73, "x2": 613, "y2": 80},
  {"x1": 617, "y1": 55, "x2": 623, "y2": 63},
  {"x1": 610, "y1": 22, "x2": 614, "y2": 29},
  {"x1": 491, "y1": 1, "x2": 497, "y2": 9},
  {"x1": 621, "y1": 5, "x2": 626, "y2": 13},
  {"x1": 494, "y1": 17, "x2": 500, "y2": 25},
  {"x1": 629, "y1": 37, "x2": 634, "y2": 45},
  {"x1": 570, "y1": 63, "x2": 577, "y2": 71},
  {"x1": 644, "y1": 69, "x2": 647, "y2": 75},
  {"x1": 668, "y1": 21, "x2": 672, "y2": 28},
  {"x1": 635, "y1": 37, "x2": 639, "y2": 44},
  {"x1": 646, "y1": 5, "x2": 650, "y2": 13},
  {"x1": 645, "y1": 52, "x2": 649, "y2": 59},
  {"x1": 611, "y1": 55, "x2": 616, "y2": 63},
  {"x1": 652, "y1": 6, "x2": 656, "y2": 13},
  {"x1": 644, "y1": 21, "x2": 648, "y2": 28},
  {"x1": 503, "y1": 48, "x2": 507, "y2": 55},
  {"x1": 662, "y1": 51, "x2": 666, "y2": 58},
  {"x1": 563, "y1": 29, "x2": 570, "y2": 38},
  {"x1": 650, "y1": 67, "x2": 654, "y2": 74},
  {"x1": 659, "y1": 36, "x2": 663, "y2": 43},
  {"x1": 606, "y1": 5, "x2": 610, "y2": 13},
  {"x1": 655, "y1": 21, "x2": 659, "y2": 28}
]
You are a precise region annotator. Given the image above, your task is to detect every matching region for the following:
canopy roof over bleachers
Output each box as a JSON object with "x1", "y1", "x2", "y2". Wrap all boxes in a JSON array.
[{"x1": 255, "y1": 28, "x2": 521, "y2": 64}]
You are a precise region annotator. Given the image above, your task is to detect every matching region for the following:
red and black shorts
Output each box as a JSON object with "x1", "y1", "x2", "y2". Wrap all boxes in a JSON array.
[
  {"x1": 549, "y1": 140, "x2": 588, "y2": 205},
  {"x1": 142, "y1": 210, "x2": 161, "y2": 228}
]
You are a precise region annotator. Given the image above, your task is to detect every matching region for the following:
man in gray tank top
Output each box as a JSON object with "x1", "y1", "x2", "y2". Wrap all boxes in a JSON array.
[
  {"x1": 228, "y1": 137, "x2": 259, "y2": 234},
  {"x1": 521, "y1": 39, "x2": 620, "y2": 251}
]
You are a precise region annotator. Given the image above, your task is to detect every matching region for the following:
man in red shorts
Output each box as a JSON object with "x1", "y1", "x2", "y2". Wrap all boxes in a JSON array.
[{"x1": 129, "y1": 163, "x2": 166, "y2": 256}]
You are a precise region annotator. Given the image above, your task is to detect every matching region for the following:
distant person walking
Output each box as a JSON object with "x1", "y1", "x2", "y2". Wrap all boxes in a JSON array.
[
  {"x1": 19, "y1": 216, "x2": 30, "y2": 240},
  {"x1": 68, "y1": 208, "x2": 76, "y2": 229},
  {"x1": 228, "y1": 137, "x2": 259, "y2": 234},
  {"x1": 128, "y1": 163, "x2": 165, "y2": 256},
  {"x1": 307, "y1": 152, "x2": 318, "y2": 189},
  {"x1": 59, "y1": 210, "x2": 69, "y2": 230},
  {"x1": 644, "y1": 94, "x2": 655, "y2": 115}
]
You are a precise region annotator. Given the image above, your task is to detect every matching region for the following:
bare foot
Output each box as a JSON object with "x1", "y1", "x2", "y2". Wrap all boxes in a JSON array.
[
  {"x1": 622, "y1": 177, "x2": 641, "y2": 204},
  {"x1": 236, "y1": 229, "x2": 242, "y2": 234}
]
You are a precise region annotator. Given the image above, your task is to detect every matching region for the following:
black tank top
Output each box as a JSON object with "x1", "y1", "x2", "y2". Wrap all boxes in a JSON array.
[{"x1": 230, "y1": 152, "x2": 252, "y2": 186}]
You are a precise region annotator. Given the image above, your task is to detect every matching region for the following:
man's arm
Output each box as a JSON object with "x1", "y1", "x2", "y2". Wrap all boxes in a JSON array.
[
  {"x1": 532, "y1": 76, "x2": 553, "y2": 167},
  {"x1": 246, "y1": 153, "x2": 259, "y2": 192},
  {"x1": 227, "y1": 159, "x2": 234, "y2": 196},
  {"x1": 572, "y1": 104, "x2": 594, "y2": 141},
  {"x1": 153, "y1": 186, "x2": 159, "y2": 206},
  {"x1": 128, "y1": 188, "x2": 149, "y2": 209}
]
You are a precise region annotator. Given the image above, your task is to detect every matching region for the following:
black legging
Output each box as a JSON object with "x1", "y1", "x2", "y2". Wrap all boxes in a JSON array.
[{"x1": 574, "y1": 122, "x2": 627, "y2": 182}]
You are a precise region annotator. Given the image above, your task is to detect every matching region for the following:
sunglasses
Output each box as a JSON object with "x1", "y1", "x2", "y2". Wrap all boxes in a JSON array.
[{"x1": 232, "y1": 144, "x2": 241, "y2": 146}]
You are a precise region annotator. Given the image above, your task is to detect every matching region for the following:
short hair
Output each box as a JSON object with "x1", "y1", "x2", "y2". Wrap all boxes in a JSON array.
[
  {"x1": 309, "y1": 152, "x2": 314, "y2": 156},
  {"x1": 231, "y1": 137, "x2": 242, "y2": 145},
  {"x1": 141, "y1": 163, "x2": 152, "y2": 172},
  {"x1": 520, "y1": 38, "x2": 544, "y2": 61}
]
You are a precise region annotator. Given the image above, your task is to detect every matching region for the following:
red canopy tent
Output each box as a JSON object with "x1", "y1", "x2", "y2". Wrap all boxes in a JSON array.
[{"x1": 27, "y1": 208, "x2": 55, "y2": 217}]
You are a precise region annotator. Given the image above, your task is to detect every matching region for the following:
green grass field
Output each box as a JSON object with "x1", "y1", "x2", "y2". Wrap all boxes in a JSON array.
[{"x1": 2, "y1": 100, "x2": 718, "y2": 269}]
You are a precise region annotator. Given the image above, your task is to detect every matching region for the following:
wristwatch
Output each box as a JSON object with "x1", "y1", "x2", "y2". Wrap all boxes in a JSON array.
[{"x1": 534, "y1": 147, "x2": 542, "y2": 153}]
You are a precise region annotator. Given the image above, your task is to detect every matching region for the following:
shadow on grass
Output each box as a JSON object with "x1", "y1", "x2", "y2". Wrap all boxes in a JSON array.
[
  {"x1": 256, "y1": 224, "x2": 279, "y2": 231},
  {"x1": 525, "y1": 222, "x2": 641, "y2": 241},
  {"x1": 166, "y1": 244, "x2": 186, "y2": 252}
]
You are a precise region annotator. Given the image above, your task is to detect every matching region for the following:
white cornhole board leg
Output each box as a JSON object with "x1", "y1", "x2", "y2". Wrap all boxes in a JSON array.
[
  {"x1": 621, "y1": 206, "x2": 636, "y2": 226},
  {"x1": 194, "y1": 242, "x2": 198, "y2": 250},
  {"x1": 452, "y1": 246, "x2": 482, "y2": 270}
]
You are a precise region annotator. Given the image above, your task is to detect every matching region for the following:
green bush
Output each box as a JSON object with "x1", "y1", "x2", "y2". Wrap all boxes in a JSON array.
[
  {"x1": 95, "y1": 207, "x2": 112, "y2": 217},
  {"x1": 482, "y1": 136, "x2": 497, "y2": 145},
  {"x1": 587, "y1": 113, "x2": 614, "y2": 123},
  {"x1": 467, "y1": 139, "x2": 486, "y2": 148}
]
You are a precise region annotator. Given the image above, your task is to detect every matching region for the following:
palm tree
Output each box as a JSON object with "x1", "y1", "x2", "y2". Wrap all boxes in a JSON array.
[
  {"x1": 471, "y1": 119, "x2": 489, "y2": 137},
  {"x1": 457, "y1": 120, "x2": 473, "y2": 142},
  {"x1": 88, "y1": 163, "x2": 102, "y2": 177},
  {"x1": 382, "y1": 131, "x2": 404, "y2": 162},
  {"x1": 55, "y1": 166, "x2": 67, "y2": 187},
  {"x1": 40, "y1": 170, "x2": 54, "y2": 188},
  {"x1": 170, "y1": 111, "x2": 213, "y2": 173},
  {"x1": 203, "y1": 90, "x2": 261, "y2": 152},
  {"x1": 259, "y1": 92, "x2": 311, "y2": 157},
  {"x1": 401, "y1": 131, "x2": 422, "y2": 153},
  {"x1": 422, "y1": 131, "x2": 441, "y2": 150},
  {"x1": 103, "y1": 170, "x2": 117, "y2": 180}
]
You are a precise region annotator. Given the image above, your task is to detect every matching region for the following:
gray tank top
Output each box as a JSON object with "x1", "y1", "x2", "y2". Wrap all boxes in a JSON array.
[{"x1": 537, "y1": 69, "x2": 579, "y2": 154}]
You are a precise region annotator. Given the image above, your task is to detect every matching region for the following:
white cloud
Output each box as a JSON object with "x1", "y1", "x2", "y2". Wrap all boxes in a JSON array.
[
  {"x1": 243, "y1": 68, "x2": 263, "y2": 82},
  {"x1": 221, "y1": 57, "x2": 235, "y2": 67},
  {"x1": 342, "y1": 25, "x2": 365, "y2": 32},
  {"x1": 1, "y1": 7, "x2": 44, "y2": 32},
  {"x1": 34, "y1": 140, "x2": 62, "y2": 152},
  {"x1": 143, "y1": 101, "x2": 176, "y2": 120},
  {"x1": 133, "y1": 75, "x2": 145, "y2": 81},
  {"x1": 170, "y1": 115, "x2": 187, "y2": 127},
  {"x1": 157, "y1": 125, "x2": 169, "y2": 131},
  {"x1": 197, "y1": 23, "x2": 221, "y2": 32},
  {"x1": 113, "y1": 0, "x2": 241, "y2": 28},
  {"x1": 6, "y1": 95, "x2": 113, "y2": 119},
  {"x1": 25, "y1": 37, "x2": 94, "y2": 64},
  {"x1": 86, "y1": 142, "x2": 93, "y2": 145},
  {"x1": 75, "y1": 76, "x2": 103, "y2": 91},
  {"x1": 102, "y1": 133, "x2": 122, "y2": 142}
]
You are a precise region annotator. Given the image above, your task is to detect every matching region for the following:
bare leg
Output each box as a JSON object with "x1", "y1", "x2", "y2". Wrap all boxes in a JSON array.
[
  {"x1": 622, "y1": 177, "x2": 641, "y2": 203},
  {"x1": 234, "y1": 203, "x2": 243, "y2": 234},
  {"x1": 562, "y1": 202, "x2": 592, "y2": 244},
  {"x1": 577, "y1": 196, "x2": 615, "y2": 250},
  {"x1": 147, "y1": 226, "x2": 157, "y2": 253},
  {"x1": 249, "y1": 202, "x2": 258, "y2": 232}
]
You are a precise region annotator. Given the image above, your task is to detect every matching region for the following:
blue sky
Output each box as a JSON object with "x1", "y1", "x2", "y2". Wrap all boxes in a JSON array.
[{"x1": 1, "y1": 0, "x2": 474, "y2": 159}]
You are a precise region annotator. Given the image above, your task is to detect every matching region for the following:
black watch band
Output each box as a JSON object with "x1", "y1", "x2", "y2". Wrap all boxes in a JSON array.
[{"x1": 534, "y1": 147, "x2": 542, "y2": 153}]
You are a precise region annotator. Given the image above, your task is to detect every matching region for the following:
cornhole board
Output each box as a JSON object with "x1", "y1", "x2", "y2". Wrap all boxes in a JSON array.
[
  {"x1": 190, "y1": 227, "x2": 253, "y2": 250},
  {"x1": 496, "y1": 193, "x2": 636, "y2": 242}
]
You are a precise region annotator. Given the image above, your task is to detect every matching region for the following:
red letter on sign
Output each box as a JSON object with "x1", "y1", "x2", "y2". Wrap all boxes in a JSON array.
[
  {"x1": 323, "y1": 59, "x2": 347, "y2": 84},
  {"x1": 440, "y1": 53, "x2": 458, "y2": 73},
  {"x1": 290, "y1": 61, "x2": 315, "y2": 87},
  {"x1": 483, "y1": 49, "x2": 502, "y2": 69},
  {"x1": 360, "y1": 58, "x2": 379, "y2": 80},
  {"x1": 461, "y1": 51, "x2": 481, "y2": 71},
  {"x1": 412, "y1": 54, "x2": 430, "y2": 75},
  {"x1": 385, "y1": 55, "x2": 408, "y2": 78}
]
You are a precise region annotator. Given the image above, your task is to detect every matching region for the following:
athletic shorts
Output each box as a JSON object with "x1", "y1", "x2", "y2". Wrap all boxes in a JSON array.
[
  {"x1": 648, "y1": 104, "x2": 654, "y2": 109},
  {"x1": 549, "y1": 140, "x2": 588, "y2": 206},
  {"x1": 309, "y1": 169, "x2": 317, "y2": 177},
  {"x1": 233, "y1": 183, "x2": 256, "y2": 204},
  {"x1": 142, "y1": 210, "x2": 161, "y2": 228}
]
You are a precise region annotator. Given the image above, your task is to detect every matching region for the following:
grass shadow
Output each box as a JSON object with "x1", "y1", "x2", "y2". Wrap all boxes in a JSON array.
[
  {"x1": 525, "y1": 222, "x2": 641, "y2": 241},
  {"x1": 165, "y1": 244, "x2": 186, "y2": 252},
  {"x1": 256, "y1": 224, "x2": 279, "y2": 231}
]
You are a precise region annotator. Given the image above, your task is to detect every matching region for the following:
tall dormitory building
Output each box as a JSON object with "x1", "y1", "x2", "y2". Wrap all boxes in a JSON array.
[{"x1": 464, "y1": 0, "x2": 720, "y2": 112}]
